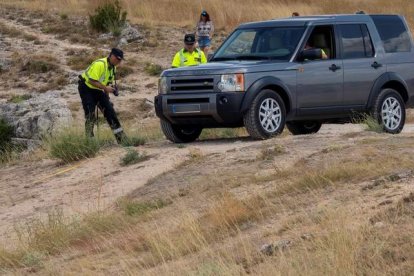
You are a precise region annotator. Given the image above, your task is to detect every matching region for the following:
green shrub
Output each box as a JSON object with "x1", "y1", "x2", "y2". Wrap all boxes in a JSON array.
[
  {"x1": 47, "y1": 131, "x2": 102, "y2": 163},
  {"x1": 8, "y1": 94, "x2": 31, "y2": 103},
  {"x1": 21, "y1": 58, "x2": 58, "y2": 74},
  {"x1": 0, "y1": 119, "x2": 13, "y2": 152},
  {"x1": 354, "y1": 114, "x2": 384, "y2": 133},
  {"x1": 120, "y1": 149, "x2": 149, "y2": 166},
  {"x1": 144, "y1": 62, "x2": 163, "y2": 76},
  {"x1": 120, "y1": 135, "x2": 146, "y2": 147},
  {"x1": 89, "y1": 0, "x2": 127, "y2": 33},
  {"x1": 118, "y1": 198, "x2": 169, "y2": 216}
]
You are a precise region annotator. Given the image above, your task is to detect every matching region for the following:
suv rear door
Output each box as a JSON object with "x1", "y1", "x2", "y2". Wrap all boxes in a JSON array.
[
  {"x1": 296, "y1": 25, "x2": 344, "y2": 117},
  {"x1": 338, "y1": 23, "x2": 386, "y2": 112}
]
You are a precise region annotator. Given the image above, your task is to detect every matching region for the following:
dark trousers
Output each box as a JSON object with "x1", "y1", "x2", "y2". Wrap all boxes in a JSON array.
[{"x1": 78, "y1": 80, "x2": 122, "y2": 137}]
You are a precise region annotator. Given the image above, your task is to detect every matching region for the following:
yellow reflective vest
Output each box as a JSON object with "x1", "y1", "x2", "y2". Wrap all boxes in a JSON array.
[
  {"x1": 172, "y1": 48, "x2": 207, "y2": 68},
  {"x1": 81, "y1": 58, "x2": 115, "y2": 90}
]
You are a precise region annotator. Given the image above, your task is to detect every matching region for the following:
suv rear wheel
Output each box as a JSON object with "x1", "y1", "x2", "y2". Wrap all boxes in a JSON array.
[
  {"x1": 243, "y1": 89, "x2": 286, "y2": 139},
  {"x1": 286, "y1": 121, "x2": 322, "y2": 135},
  {"x1": 372, "y1": 88, "x2": 405, "y2": 134},
  {"x1": 160, "y1": 119, "x2": 202, "y2": 143}
]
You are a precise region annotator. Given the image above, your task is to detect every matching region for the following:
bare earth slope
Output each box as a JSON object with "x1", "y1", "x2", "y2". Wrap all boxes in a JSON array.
[{"x1": 1, "y1": 7, "x2": 414, "y2": 275}]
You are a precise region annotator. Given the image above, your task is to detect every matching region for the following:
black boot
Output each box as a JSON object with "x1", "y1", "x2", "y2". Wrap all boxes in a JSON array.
[{"x1": 114, "y1": 130, "x2": 127, "y2": 144}]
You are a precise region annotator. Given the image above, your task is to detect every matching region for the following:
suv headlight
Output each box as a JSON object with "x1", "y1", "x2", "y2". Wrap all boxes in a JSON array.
[
  {"x1": 158, "y1": 77, "x2": 167, "y2": 94},
  {"x1": 218, "y1": 74, "x2": 244, "y2": 92}
]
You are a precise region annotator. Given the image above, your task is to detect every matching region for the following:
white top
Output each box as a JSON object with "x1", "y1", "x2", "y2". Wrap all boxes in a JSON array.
[{"x1": 196, "y1": 21, "x2": 214, "y2": 37}]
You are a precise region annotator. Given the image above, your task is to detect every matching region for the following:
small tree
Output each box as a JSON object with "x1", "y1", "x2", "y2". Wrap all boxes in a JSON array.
[
  {"x1": 89, "y1": 0, "x2": 127, "y2": 34},
  {"x1": 0, "y1": 119, "x2": 14, "y2": 152}
]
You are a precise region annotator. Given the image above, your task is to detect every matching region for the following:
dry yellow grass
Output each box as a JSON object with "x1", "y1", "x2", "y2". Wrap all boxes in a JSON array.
[
  {"x1": 2, "y1": 0, "x2": 414, "y2": 30},
  {"x1": 2, "y1": 136, "x2": 414, "y2": 274}
]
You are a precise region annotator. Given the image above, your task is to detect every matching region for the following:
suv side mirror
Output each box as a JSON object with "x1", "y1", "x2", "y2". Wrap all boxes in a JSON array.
[{"x1": 299, "y1": 48, "x2": 323, "y2": 61}]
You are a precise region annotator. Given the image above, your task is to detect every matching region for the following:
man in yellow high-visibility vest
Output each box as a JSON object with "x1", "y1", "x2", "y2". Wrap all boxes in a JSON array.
[
  {"x1": 78, "y1": 48, "x2": 127, "y2": 143},
  {"x1": 172, "y1": 34, "x2": 207, "y2": 68}
]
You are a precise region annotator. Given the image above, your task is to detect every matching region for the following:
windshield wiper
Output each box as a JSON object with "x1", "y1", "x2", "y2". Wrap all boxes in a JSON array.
[
  {"x1": 211, "y1": 55, "x2": 270, "y2": 61},
  {"x1": 233, "y1": 55, "x2": 270, "y2": 60},
  {"x1": 210, "y1": 57, "x2": 236, "y2": 61}
]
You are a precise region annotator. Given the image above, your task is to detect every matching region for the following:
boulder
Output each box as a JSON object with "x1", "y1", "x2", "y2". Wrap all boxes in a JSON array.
[
  {"x1": 120, "y1": 23, "x2": 144, "y2": 43},
  {"x1": 0, "y1": 92, "x2": 72, "y2": 140}
]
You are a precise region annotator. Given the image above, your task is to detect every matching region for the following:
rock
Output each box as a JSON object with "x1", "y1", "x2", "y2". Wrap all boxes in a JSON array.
[
  {"x1": 301, "y1": 233, "x2": 313, "y2": 240},
  {"x1": 260, "y1": 243, "x2": 274, "y2": 256},
  {"x1": 0, "y1": 58, "x2": 11, "y2": 72},
  {"x1": 98, "y1": 33, "x2": 113, "y2": 40},
  {"x1": 98, "y1": 23, "x2": 144, "y2": 46},
  {"x1": 260, "y1": 239, "x2": 293, "y2": 256},
  {"x1": 0, "y1": 92, "x2": 72, "y2": 139},
  {"x1": 374, "y1": 221, "x2": 385, "y2": 228},
  {"x1": 120, "y1": 23, "x2": 144, "y2": 43},
  {"x1": 275, "y1": 239, "x2": 292, "y2": 250},
  {"x1": 118, "y1": 37, "x2": 128, "y2": 47}
]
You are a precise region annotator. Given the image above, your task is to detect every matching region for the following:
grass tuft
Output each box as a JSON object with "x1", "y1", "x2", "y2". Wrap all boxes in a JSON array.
[
  {"x1": 45, "y1": 130, "x2": 109, "y2": 163},
  {"x1": 144, "y1": 62, "x2": 163, "y2": 76},
  {"x1": 120, "y1": 149, "x2": 149, "y2": 166},
  {"x1": 8, "y1": 94, "x2": 31, "y2": 103},
  {"x1": 120, "y1": 135, "x2": 146, "y2": 147},
  {"x1": 118, "y1": 198, "x2": 170, "y2": 216}
]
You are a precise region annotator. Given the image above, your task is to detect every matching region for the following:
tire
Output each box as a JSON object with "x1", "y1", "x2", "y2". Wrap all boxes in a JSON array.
[
  {"x1": 243, "y1": 89, "x2": 286, "y2": 139},
  {"x1": 160, "y1": 119, "x2": 202, "y2": 143},
  {"x1": 372, "y1": 88, "x2": 405, "y2": 134},
  {"x1": 286, "y1": 121, "x2": 322, "y2": 135}
]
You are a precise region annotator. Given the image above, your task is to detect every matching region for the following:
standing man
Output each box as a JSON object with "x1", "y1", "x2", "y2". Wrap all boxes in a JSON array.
[
  {"x1": 172, "y1": 34, "x2": 207, "y2": 68},
  {"x1": 78, "y1": 48, "x2": 127, "y2": 143}
]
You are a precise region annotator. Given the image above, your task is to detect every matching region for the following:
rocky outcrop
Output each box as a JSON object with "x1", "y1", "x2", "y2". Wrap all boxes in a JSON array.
[
  {"x1": 120, "y1": 23, "x2": 144, "y2": 43},
  {"x1": 98, "y1": 22, "x2": 144, "y2": 46},
  {"x1": 0, "y1": 92, "x2": 72, "y2": 140}
]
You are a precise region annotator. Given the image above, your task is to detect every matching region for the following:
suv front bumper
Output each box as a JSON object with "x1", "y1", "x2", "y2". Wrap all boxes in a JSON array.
[{"x1": 154, "y1": 92, "x2": 245, "y2": 127}]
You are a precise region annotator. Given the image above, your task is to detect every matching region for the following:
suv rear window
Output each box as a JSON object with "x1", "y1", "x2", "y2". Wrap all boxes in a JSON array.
[{"x1": 370, "y1": 15, "x2": 411, "y2": 53}]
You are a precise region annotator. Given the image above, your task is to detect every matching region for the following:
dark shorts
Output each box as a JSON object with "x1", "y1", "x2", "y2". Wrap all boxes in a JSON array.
[{"x1": 198, "y1": 36, "x2": 211, "y2": 47}]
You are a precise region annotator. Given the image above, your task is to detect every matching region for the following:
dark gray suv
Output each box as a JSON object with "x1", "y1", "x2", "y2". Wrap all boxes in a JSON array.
[{"x1": 155, "y1": 14, "x2": 414, "y2": 142}]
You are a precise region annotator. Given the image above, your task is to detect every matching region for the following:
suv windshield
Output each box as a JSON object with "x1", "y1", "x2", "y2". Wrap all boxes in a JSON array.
[{"x1": 212, "y1": 27, "x2": 305, "y2": 61}]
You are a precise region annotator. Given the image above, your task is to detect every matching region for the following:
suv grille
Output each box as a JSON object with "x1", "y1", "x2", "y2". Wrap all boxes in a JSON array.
[{"x1": 170, "y1": 78, "x2": 214, "y2": 93}]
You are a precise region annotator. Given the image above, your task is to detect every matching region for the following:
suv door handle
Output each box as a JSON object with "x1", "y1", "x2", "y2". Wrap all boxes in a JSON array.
[
  {"x1": 371, "y1": 62, "x2": 383, "y2": 69},
  {"x1": 329, "y1": 64, "x2": 341, "y2": 71}
]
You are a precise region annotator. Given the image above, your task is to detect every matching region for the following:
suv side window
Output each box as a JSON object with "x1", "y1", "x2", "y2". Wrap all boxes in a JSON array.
[
  {"x1": 370, "y1": 15, "x2": 411, "y2": 53},
  {"x1": 339, "y1": 24, "x2": 374, "y2": 59},
  {"x1": 305, "y1": 25, "x2": 335, "y2": 59}
]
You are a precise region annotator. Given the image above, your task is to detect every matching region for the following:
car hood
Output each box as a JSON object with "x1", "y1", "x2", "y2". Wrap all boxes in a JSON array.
[{"x1": 162, "y1": 60, "x2": 296, "y2": 77}]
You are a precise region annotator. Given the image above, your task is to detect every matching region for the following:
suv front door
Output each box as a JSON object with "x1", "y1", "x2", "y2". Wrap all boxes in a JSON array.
[{"x1": 296, "y1": 25, "x2": 344, "y2": 117}]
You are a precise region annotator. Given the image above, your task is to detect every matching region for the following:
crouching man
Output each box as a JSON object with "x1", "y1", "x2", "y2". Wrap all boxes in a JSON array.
[{"x1": 78, "y1": 48, "x2": 127, "y2": 143}]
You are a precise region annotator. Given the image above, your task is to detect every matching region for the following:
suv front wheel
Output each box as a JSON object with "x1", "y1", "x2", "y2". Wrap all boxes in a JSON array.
[
  {"x1": 372, "y1": 88, "x2": 405, "y2": 134},
  {"x1": 160, "y1": 119, "x2": 202, "y2": 143},
  {"x1": 243, "y1": 89, "x2": 286, "y2": 139}
]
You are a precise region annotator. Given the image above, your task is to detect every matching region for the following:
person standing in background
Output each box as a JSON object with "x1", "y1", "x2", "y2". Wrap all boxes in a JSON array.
[
  {"x1": 171, "y1": 34, "x2": 207, "y2": 68},
  {"x1": 195, "y1": 10, "x2": 214, "y2": 58}
]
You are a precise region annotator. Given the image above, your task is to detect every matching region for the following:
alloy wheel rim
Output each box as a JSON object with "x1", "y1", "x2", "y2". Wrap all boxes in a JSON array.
[
  {"x1": 381, "y1": 96, "x2": 401, "y2": 130},
  {"x1": 259, "y1": 98, "x2": 281, "y2": 133}
]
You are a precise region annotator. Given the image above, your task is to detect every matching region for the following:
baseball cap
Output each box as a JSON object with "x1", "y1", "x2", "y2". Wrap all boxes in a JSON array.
[
  {"x1": 184, "y1": 34, "x2": 195, "y2": 45},
  {"x1": 110, "y1": 48, "x2": 124, "y2": 60},
  {"x1": 201, "y1": 10, "x2": 207, "y2": 16}
]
